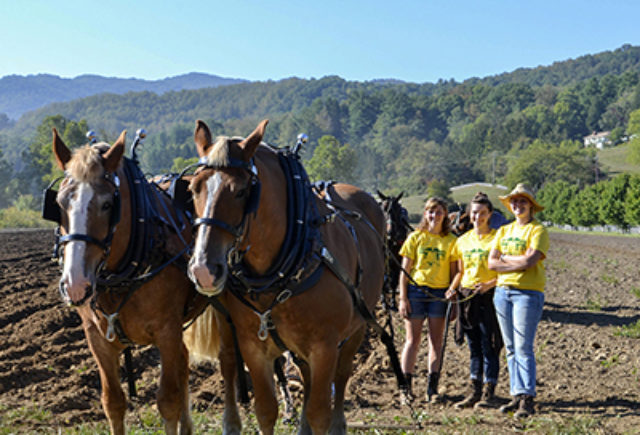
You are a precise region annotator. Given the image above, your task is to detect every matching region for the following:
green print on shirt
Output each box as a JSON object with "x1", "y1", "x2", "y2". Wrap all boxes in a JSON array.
[
  {"x1": 463, "y1": 248, "x2": 489, "y2": 268},
  {"x1": 501, "y1": 237, "x2": 526, "y2": 254},
  {"x1": 418, "y1": 246, "x2": 446, "y2": 266}
]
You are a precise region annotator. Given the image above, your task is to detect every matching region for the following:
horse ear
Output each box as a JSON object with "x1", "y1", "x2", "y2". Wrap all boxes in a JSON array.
[
  {"x1": 239, "y1": 119, "x2": 268, "y2": 160},
  {"x1": 194, "y1": 119, "x2": 212, "y2": 158},
  {"x1": 397, "y1": 191, "x2": 404, "y2": 201},
  {"x1": 103, "y1": 130, "x2": 126, "y2": 172},
  {"x1": 377, "y1": 190, "x2": 387, "y2": 201},
  {"x1": 52, "y1": 128, "x2": 71, "y2": 170}
]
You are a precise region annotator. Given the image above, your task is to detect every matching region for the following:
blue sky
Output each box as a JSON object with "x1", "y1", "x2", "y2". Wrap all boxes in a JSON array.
[{"x1": 1, "y1": 0, "x2": 638, "y2": 83}]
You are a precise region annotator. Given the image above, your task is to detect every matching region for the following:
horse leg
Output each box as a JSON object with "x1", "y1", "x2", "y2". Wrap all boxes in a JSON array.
[
  {"x1": 218, "y1": 320, "x2": 242, "y2": 435},
  {"x1": 304, "y1": 345, "x2": 338, "y2": 434},
  {"x1": 84, "y1": 322, "x2": 127, "y2": 435},
  {"x1": 330, "y1": 326, "x2": 366, "y2": 435},
  {"x1": 242, "y1": 352, "x2": 279, "y2": 435},
  {"x1": 275, "y1": 355, "x2": 297, "y2": 424},
  {"x1": 296, "y1": 359, "x2": 312, "y2": 435},
  {"x1": 156, "y1": 327, "x2": 192, "y2": 435}
]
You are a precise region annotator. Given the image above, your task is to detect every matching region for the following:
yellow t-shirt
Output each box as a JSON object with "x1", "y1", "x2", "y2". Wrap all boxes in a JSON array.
[
  {"x1": 491, "y1": 220, "x2": 549, "y2": 292},
  {"x1": 452, "y1": 229, "x2": 498, "y2": 288},
  {"x1": 399, "y1": 230, "x2": 457, "y2": 288}
]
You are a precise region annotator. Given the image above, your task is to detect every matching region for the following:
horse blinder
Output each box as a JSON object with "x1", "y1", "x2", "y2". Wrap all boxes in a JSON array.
[{"x1": 42, "y1": 187, "x2": 62, "y2": 224}]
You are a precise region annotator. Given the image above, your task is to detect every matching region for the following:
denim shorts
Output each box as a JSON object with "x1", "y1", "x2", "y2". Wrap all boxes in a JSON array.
[{"x1": 407, "y1": 285, "x2": 448, "y2": 319}]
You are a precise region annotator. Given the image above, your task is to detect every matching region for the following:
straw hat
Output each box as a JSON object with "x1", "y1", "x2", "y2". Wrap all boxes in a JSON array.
[{"x1": 499, "y1": 183, "x2": 544, "y2": 213}]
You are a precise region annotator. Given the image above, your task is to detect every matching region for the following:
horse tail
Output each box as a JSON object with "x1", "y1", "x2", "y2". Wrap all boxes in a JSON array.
[{"x1": 183, "y1": 305, "x2": 220, "y2": 364}]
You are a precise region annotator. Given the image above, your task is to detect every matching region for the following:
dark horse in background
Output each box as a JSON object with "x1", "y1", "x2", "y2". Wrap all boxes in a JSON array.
[
  {"x1": 48, "y1": 131, "x2": 215, "y2": 434},
  {"x1": 448, "y1": 202, "x2": 471, "y2": 236},
  {"x1": 449, "y1": 202, "x2": 511, "y2": 236},
  {"x1": 186, "y1": 120, "x2": 388, "y2": 434},
  {"x1": 377, "y1": 190, "x2": 412, "y2": 310}
]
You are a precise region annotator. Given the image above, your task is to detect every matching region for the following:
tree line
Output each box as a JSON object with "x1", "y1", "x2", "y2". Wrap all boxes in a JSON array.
[
  {"x1": 538, "y1": 173, "x2": 640, "y2": 230},
  {"x1": 1, "y1": 45, "x2": 640, "y2": 227}
]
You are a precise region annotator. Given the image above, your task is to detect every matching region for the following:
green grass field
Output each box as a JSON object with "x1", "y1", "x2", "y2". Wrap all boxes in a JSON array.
[
  {"x1": 597, "y1": 144, "x2": 640, "y2": 175},
  {"x1": 401, "y1": 183, "x2": 510, "y2": 221}
]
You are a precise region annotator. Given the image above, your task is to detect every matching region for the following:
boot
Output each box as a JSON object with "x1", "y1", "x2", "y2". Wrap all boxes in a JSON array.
[
  {"x1": 499, "y1": 395, "x2": 521, "y2": 414},
  {"x1": 474, "y1": 382, "x2": 498, "y2": 409},
  {"x1": 454, "y1": 379, "x2": 482, "y2": 409},
  {"x1": 514, "y1": 395, "x2": 535, "y2": 419},
  {"x1": 426, "y1": 372, "x2": 441, "y2": 403},
  {"x1": 401, "y1": 373, "x2": 414, "y2": 405}
]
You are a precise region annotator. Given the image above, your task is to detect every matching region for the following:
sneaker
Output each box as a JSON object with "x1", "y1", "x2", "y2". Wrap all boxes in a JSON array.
[
  {"x1": 514, "y1": 395, "x2": 535, "y2": 419},
  {"x1": 499, "y1": 395, "x2": 521, "y2": 414}
]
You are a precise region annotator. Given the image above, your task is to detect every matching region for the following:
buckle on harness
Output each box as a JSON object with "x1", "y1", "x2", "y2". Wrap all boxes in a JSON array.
[
  {"x1": 277, "y1": 289, "x2": 292, "y2": 304},
  {"x1": 101, "y1": 311, "x2": 120, "y2": 342},
  {"x1": 256, "y1": 310, "x2": 275, "y2": 341}
]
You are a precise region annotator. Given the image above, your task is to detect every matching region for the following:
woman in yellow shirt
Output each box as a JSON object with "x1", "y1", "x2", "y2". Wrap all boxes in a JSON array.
[
  {"x1": 488, "y1": 184, "x2": 549, "y2": 419},
  {"x1": 450, "y1": 193, "x2": 503, "y2": 410},
  {"x1": 398, "y1": 197, "x2": 459, "y2": 403}
]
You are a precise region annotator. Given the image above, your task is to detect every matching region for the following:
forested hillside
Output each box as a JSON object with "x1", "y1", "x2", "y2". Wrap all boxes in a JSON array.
[
  {"x1": 1, "y1": 44, "x2": 640, "y2": 229},
  {"x1": 0, "y1": 72, "x2": 246, "y2": 120}
]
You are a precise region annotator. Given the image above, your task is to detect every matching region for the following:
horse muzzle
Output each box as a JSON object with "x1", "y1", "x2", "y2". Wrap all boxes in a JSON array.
[
  {"x1": 188, "y1": 258, "x2": 227, "y2": 297},
  {"x1": 59, "y1": 279, "x2": 94, "y2": 307}
]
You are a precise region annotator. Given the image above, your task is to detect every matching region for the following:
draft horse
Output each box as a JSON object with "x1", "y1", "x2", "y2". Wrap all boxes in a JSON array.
[
  {"x1": 187, "y1": 119, "x2": 388, "y2": 434},
  {"x1": 377, "y1": 190, "x2": 412, "y2": 310},
  {"x1": 47, "y1": 130, "x2": 215, "y2": 435},
  {"x1": 448, "y1": 202, "x2": 472, "y2": 236}
]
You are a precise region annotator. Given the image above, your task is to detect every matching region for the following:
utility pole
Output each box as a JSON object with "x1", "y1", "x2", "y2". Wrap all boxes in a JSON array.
[{"x1": 491, "y1": 151, "x2": 497, "y2": 185}]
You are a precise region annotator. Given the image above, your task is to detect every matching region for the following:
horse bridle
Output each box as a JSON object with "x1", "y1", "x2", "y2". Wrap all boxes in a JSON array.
[
  {"x1": 192, "y1": 157, "x2": 261, "y2": 246},
  {"x1": 43, "y1": 172, "x2": 122, "y2": 304}
]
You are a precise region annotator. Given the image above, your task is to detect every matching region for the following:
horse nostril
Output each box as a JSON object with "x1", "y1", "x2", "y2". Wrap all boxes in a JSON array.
[{"x1": 211, "y1": 263, "x2": 224, "y2": 278}]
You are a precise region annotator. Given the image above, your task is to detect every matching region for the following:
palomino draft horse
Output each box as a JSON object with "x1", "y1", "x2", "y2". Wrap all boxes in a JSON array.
[
  {"x1": 187, "y1": 120, "x2": 388, "y2": 434},
  {"x1": 47, "y1": 130, "x2": 214, "y2": 435}
]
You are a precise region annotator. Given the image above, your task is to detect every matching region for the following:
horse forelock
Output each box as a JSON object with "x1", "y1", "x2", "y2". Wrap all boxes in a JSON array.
[
  {"x1": 206, "y1": 136, "x2": 270, "y2": 168},
  {"x1": 67, "y1": 143, "x2": 113, "y2": 183},
  {"x1": 206, "y1": 136, "x2": 231, "y2": 167}
]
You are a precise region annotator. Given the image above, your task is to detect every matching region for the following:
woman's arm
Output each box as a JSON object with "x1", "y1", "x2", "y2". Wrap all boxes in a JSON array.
[
  {"x1": 445, "y1": 259, "x2": 462, "y2": 299},
  {"x1": 488, "y1": 247, "x2": 543, "y2": 273},
  {"x1": 474, "y1": 277, "x2": 497, "y2": 294},
  {"x1": 398, "y1": 256, "x2": 414, "y2": 318}
]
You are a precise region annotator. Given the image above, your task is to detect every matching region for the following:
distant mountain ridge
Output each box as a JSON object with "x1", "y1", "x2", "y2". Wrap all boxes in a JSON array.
[{"x1": 0, "y1": 72, "x2": 247, "y2": 119}]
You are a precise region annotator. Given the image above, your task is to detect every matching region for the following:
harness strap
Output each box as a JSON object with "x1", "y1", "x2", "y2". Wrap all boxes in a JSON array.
[
  {"x1": 318, "y1": 246, "x2": 407, "y2": 390},
  {"x1": 206, "y1": 296, "x2": 250, "y2": 405}
]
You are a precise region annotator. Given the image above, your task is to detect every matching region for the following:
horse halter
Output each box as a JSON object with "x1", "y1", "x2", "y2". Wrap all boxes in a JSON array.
[
  {"x1": 192, "y1": 156, "x2": 261, "y2": 243},
  {"x1": 43, "y1": 171, "x2": 122, "y2": 261}
]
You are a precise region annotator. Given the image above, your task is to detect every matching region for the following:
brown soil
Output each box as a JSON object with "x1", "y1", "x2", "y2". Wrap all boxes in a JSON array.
[{"x1": 1, "y1": 229, "x2": 639, "y2": 433}]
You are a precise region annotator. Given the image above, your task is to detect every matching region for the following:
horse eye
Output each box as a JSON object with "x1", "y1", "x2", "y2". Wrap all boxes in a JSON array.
[
  {"x1": 102, "y1": 202, "x2": 112, "y2": 212},
  {"x1": 236, "y1": 188, "x2": 248, "y2": 199}
]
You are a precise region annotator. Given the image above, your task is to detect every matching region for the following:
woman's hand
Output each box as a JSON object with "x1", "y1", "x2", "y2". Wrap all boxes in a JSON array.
[
  {"x1": 398, "y1": 296, "x2": 411, "y2": 319},
  {"x1": 445, "y1": 288, "x2": 458, "y2": 300},
  {"x1": 473, "y1": 282, "x2": 490, "y2": 294}
]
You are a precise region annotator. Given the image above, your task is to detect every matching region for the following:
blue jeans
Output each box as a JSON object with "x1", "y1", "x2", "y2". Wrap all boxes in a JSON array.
[
  {"x1": 493, "y1": 286, "x2": 544, "y2": 397},
  {"x1": 465, "y1": 317, "x2": 500, "y2": 384}
]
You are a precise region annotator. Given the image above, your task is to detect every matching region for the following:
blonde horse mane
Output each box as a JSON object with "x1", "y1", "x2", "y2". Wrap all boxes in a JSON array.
[{"x1": 66, "y1": 143, "x2": 112, "y2": 182}]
